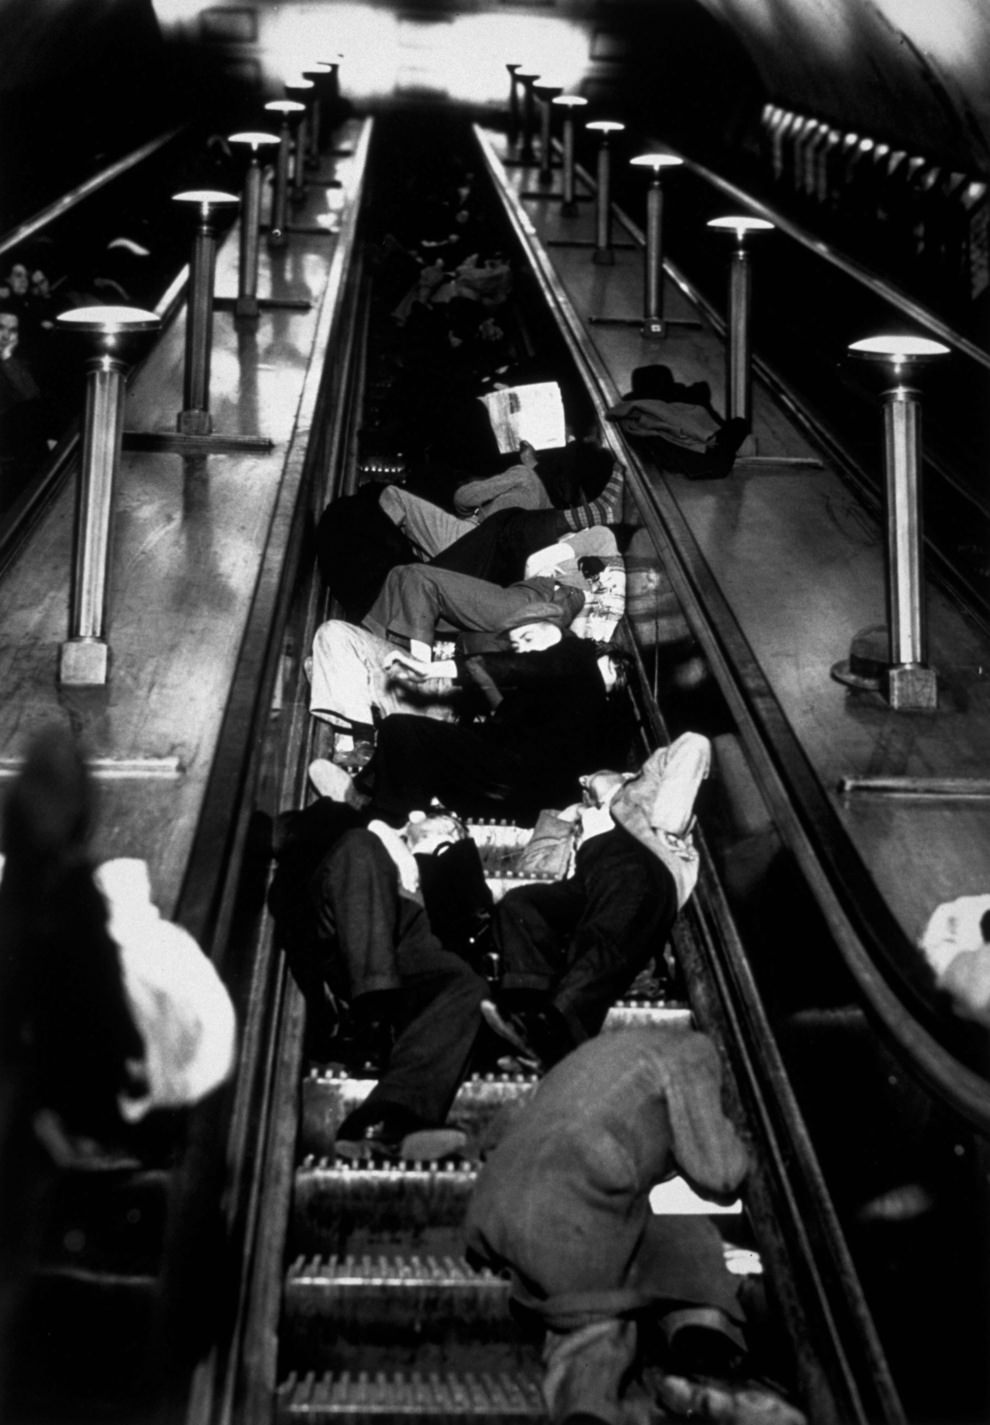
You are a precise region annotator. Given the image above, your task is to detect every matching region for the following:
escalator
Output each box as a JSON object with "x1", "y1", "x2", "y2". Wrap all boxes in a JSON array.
[{"x1": 3, "y1": 104, "x2": 987, "y2": 1425}]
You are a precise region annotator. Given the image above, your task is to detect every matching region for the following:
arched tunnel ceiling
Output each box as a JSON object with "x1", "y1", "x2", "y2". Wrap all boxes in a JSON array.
[{"x1": 694, "y1": 0, "x2": 990, "y2": 175}]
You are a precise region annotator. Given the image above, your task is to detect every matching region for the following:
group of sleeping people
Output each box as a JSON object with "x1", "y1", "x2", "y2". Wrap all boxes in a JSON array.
[{"x1": 264, "y1": 150, "x2": 809, "y2": 1425}]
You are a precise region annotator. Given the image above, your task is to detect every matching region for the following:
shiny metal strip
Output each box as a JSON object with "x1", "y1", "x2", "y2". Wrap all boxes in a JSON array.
[{"x1": 0, "y1": 127, "x2": 186, "y2": 260}]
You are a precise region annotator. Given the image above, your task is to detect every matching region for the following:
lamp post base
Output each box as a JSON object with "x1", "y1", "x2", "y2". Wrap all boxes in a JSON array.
[
  {"x1": 885, "y1": 662, "x2": 938, "y2": 712},
  {"x1": 59, "y1": 637, "x2": 109, "y2": 687}
]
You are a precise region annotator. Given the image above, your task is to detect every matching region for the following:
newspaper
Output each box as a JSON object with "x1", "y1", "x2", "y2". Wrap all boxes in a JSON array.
[{"x1": 479, "y1": 381, "x2": 567, "y2": 454}]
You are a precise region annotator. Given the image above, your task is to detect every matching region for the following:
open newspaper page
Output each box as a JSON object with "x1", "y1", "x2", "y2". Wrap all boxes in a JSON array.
[{"x1": 479, "y1": 381, "x2": 567, "y2": 454}]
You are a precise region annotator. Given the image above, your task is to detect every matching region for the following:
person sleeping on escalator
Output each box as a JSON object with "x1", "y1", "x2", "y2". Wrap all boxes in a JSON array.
[
  {"x1": 307, "y1": 611, "x2": 633, "y2": 829},
  {"x1": 267, "y1": 796, "x2": 493, "y2": 1162}
]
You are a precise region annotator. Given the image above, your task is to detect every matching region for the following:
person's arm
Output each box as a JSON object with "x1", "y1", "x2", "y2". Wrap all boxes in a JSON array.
[
  {"x1": 458, "y1": 637, "x2": 590, "y2": 692},
  {"x1": 382, "y1": 647, "x2": 458, "y2": 682}
]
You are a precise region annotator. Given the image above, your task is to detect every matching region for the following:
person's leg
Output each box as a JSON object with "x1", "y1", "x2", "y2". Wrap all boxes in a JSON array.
[
  {"x1": 542, "y1": 1318, "x2": 645, "y2": 1425},
  {"x1": 429, "y1": 506, "x2": 564, "y2": 582},
  {"x1": 494, "y1": 880, "x2": 586, "y2": 996},
  {"x1": 630, "y1": 1215, "x2": 745, "y2": 1331},
  {"x1": 309, "y1": 620, "x2": 397, "y2": 729},
  {"x1": 550, "y1": 829, "x2": 679, "y2": 1046},
  {"x1": 355, "y1": 926, "x2": 487, "y2": 1128},
  {"x1": 485, "y1": 881, "x2": 587, "y2": 1068},
  {"x1": 379, "y1": 484, "x2": 476, "y2": 558},
  {"x1": 453, "y1": 464, "x2": 552, "y2": 519},
  {"x1": 311, "y1": 828, "x2": 405, "y2": 999},
  {"x1": 364, "y1": 563, "x2": 546, "y2": 646}
]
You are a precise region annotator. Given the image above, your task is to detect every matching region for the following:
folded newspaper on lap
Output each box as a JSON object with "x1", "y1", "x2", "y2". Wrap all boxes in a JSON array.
[{"x1": 479, "y1": 381, "x2": 567, "y2": 453}]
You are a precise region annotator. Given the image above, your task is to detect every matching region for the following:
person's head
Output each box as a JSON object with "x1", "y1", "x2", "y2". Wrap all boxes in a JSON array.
[
  {"x1": 501, "y1": 585, "x2": 585, "y2": 651},
  {"x1": 30, "y1": 268, "x2": 50, "y2": 299},
  {"x1": 507, "y1": 619, "x2": 562, "y2": 653},
  {"x1": 6, "y1": 262, "x2": 28, "y2": 297},
  {"x1": 579, "y1": 769, "x2": 628, "y2": 809},
  {"x1": 404, "y1": 806, "x2": 467, "y2": 855},
  {"x1": 0, "y1": 308, "x2": 19, "y2": 360}
]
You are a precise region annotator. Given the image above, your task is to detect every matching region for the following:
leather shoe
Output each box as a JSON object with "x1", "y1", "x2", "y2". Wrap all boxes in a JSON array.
[{"x1": 481, "y1": 999, "x2": 573, "y2": 1073}]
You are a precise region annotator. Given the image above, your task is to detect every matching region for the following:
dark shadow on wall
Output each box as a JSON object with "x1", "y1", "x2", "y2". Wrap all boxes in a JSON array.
[
  {"x1": 0, "y1": 0, "x2": 263, "y2": 232},
  {"x1": 580, "y1": 0, "x2": 768, "y2": 167}
]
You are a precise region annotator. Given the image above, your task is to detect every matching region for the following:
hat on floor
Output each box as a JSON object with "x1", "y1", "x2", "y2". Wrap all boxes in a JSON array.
[{"x1": 500, "y1": 584, "x2": 585, "y2": 631}]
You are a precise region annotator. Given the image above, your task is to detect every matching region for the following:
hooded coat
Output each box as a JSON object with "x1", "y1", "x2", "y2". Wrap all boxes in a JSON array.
[{"x1": 465, "y1": 1025, "x2": 748, "y2": 1330}]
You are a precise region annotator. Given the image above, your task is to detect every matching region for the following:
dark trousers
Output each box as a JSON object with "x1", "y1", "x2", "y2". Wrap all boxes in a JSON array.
[
  {"x1": 431, "y1": 506, "x2": 568, "y2": 585},
  {"x1": 493, "y1": 826, "x2": 677, "y2": 1045},
  {"x1": 359, "y1": 713, "x2": 536, "y2": 825},
  {"x1": 310, "y1": 829, "x2": 487, "y2": 1126}
]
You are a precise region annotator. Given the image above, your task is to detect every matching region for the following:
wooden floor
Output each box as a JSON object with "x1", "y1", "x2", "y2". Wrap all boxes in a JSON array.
[
  {"x1": 481, "y1": 128, "x2": 990, "y2": 967},
  {"x1": 0, "y1": 121, "x2": 367, "y2": 918}
]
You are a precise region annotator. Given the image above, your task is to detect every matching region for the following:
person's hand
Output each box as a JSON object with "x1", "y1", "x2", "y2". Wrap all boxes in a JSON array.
[{"x1": 383, "y1": 648, "x2": 431, "y2": 681}]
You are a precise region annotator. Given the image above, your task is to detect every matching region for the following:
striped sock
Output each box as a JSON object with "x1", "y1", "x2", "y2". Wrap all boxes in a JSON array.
[{"x1": 561, "y1": 463, "x2": 624, "y2": 531}]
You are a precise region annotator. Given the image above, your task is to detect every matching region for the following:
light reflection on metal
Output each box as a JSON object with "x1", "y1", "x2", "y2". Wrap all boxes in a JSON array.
[
  {"x1": 516, "y1": 69, "x2": 540, "y2": 165},
  {"x1": 172, "y1": 190, "x2": 239, "y2": 435},
  {"x1": 55, "y1": 306, "x2": 161, "y2": 686},
  {"x1": 630, "y1": 153, "x2": 684, "y2": 337},
  {"x1": 552, "y1": 95, "x2": 587, "y2": 214},
  {"x1": 533, "y1": 80, "x2": 563, "y2": 189},
  {"x1": 285, "y1": 78, "x2": 315, "y2": 203},
  {"x1": 229, "y1": 132, "x2": 280, "y2": 320},
  {"x1": 841, "y1": 334, "x2": 950, "y2": 710},
  {"x1": 586, "y1": 120, "x2": 624, "y2": 265},
  {"x1": 265, "y1": 100, "x2": 306, "y2": 247},
  {"x1": 706, "y1": 215, "x2": 775, "y2": 424}
]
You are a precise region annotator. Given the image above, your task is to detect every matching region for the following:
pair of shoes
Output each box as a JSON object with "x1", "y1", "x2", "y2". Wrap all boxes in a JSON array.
[
  {"x1": 481, "y1": 999, "x2": 573, "y2": 1073},
  {"x1": 481, "y1": 999, "x2": 544, "y2": 1071},
  {"x1": 653, "y1": 1372, "x2": 807, "y2": 1425},
  {"x1": 336, "y1": 739, "x2": 376, "y2": 770},
  {"x1": 660, "y1": 1308, "x2": 747, "y2": 1379},
  {"x1": 334, "y1": 1107, "x2": 468, "y2": 1163},
  {"x1": 308, "y1": 757, "x2": 364, "y2": 807}
]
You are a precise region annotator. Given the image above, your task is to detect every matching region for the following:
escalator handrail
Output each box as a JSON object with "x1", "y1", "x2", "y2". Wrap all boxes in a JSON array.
[
  {"x1": 172, "y1": 118, "x2": 375, "y2": 1425},
  {"x1": 0, "y1": 126, "x2": 187, "y2": 259},
  {"x1": 652, "y1": 143, "x2": 990, "y2": 374}
]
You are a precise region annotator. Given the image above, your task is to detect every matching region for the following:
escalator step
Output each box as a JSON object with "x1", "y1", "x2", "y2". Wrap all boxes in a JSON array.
[
  {"x1": 285, "y1": 1250, "x2": 511, "y2": 1321},
  {"x1": 276, "y1": 1367, "x2": 544, "y2": 1420},
  {"x1": 299, "y1": 1005, "x2": 691, "y2": 1156},
  {"x1": 300, "y1": 1068, "x2": 533, "y2": 1157},
  {"x1": 293, "y1": 1160, "x2": 478, "y2": 1250},
  {"x1": 281, "y1": 1253, "x2": 528, "y2": 1372}
]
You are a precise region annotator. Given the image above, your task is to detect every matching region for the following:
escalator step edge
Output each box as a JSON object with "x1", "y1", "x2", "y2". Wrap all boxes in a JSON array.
[{"x1": 276, "y1": 1367, "x2": 544, "y2": 1419}]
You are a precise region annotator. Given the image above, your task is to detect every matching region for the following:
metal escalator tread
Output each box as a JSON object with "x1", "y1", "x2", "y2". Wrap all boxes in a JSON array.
[
  {"x1": 298, "y1": 1004, "x2": 691, "y2": 1158},
  {"x1": 287, "y1": 1250, "x2": 509, "y2": 1301},
  {"x1": 292, "y1": 1158, "x2": 479, "y2": 1244},
  {"x1": 276, "y1": 1366, "x2": 544, "y2": 1419}
]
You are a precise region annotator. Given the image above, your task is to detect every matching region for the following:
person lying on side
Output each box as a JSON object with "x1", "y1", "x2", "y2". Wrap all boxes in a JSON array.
[{"x1": 309, "y1": 613, "x2": 632, "y2": 829}]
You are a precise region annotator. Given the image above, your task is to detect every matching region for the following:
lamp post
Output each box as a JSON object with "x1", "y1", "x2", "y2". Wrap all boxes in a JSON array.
[
  {"x1": 552, "y1": 95, "x2": 587, "y2": 215},
  {"x1": 706, "y1": 215, "x2": 775, "y2": 426},
  {"x1": 229, "y1": 131, "x2": 279, "y2": 320},
  {"x1": 303, "y1": 63, "x2": 333, "y2": 163},
  {"x1": 284, "y1": 78, "x2": 315, "y2": 204},
  {"x1": 839, "y1": 334, "x2": 949, "y2": 711},
  {"x1": 173, "y1": 189, "x2": 239, "y2": 436},
  {"x1": 516, "y1": 70, "x2": 540, "y2": 166},
  {"x1": 264, "y1": 100, "x2": 305, "y2": 247},
  {"x1": 630, "y1": 153, "x2": 683, "y2": 336},
  {"x1": 56, "y1": 306, "x2": 160, "y2": 686},
  {"x1": 533, "y1": 80, "x2": 563, "y2": 188},
  {"x1": 586, "y1": 120, "x2": 625, "y2": 264},
  {"x1": 506, "y1": 63, "x2": 522, "y2": 148}
]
